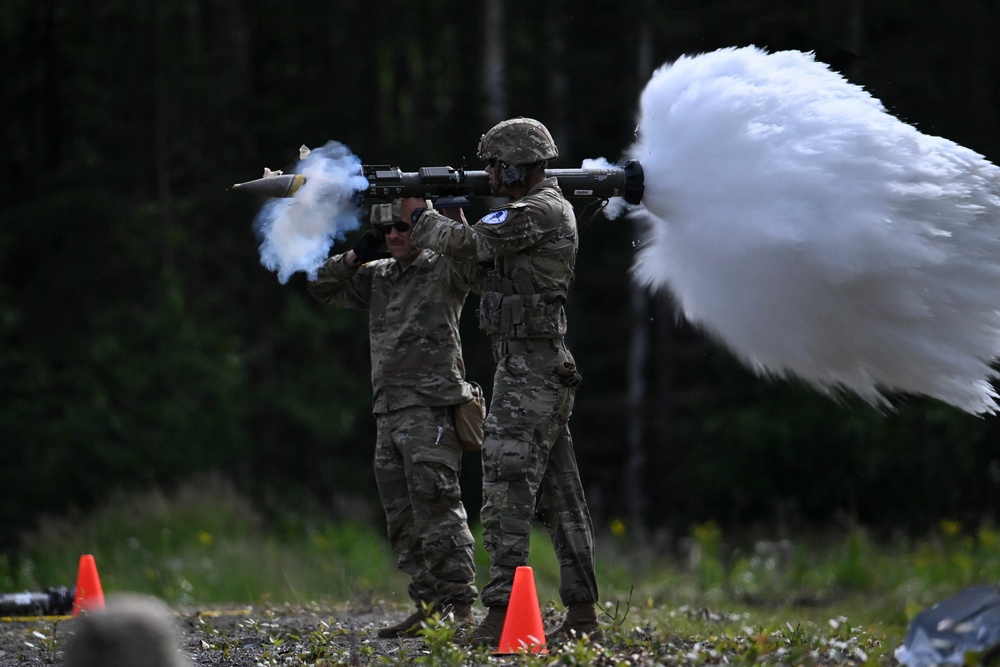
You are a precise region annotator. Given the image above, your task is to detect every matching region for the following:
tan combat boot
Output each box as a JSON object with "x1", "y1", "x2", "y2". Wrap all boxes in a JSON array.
[
  {"x1": 377, "y1": 603, "x2": 433, "y2": 638},
  {"x1": 440, "y1": 601, "x2": 476, "y2": 635},
  {"x1": 465, "y1": 605, "x2": 507, "y2": 647},
  {"x1": 550, "y1": 602, "x2": 602, "y2": 641}
]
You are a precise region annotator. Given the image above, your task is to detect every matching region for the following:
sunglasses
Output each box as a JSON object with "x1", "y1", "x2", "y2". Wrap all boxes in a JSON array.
[{"x1": 376, "y1": 221, "x2": 412, "y2": 234}]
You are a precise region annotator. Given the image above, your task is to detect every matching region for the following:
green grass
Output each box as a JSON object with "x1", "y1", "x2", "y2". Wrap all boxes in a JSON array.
[
  {"x1": 1, "y1": 475, "x2": 407, "y2": 607},
  {"x1": 5, "y1": 477, "x2": 1000, "y2": 664}
]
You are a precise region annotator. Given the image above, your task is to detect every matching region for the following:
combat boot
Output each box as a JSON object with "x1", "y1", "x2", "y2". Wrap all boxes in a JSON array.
[
  {"x1": 377, "y1": 603, "x2": 433, "y2": 638},
  {"x1": 465, "y1": 605, "x2": 507, "y2": 647},
  {"x1": 441, "y1": 602, "x2": 476, "y2": 629},
  {"x1": 550, "y1": 602, "x2": 602, "y2": 641}
]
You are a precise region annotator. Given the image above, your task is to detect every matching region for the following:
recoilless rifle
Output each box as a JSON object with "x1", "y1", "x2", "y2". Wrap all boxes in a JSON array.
[{"x1": 233, "y1": 160, "x2": 645, "y2": 212}]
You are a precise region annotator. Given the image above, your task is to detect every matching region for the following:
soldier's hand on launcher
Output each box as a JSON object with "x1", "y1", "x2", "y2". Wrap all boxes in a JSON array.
[
  {"x1": 439, "y1": 206, "x2": 467, "y2": 223},
  {"x1": 352, "y1": 230, "x2": 390, "y2": 265},
  {"x1": 437, "y1": 167, "x2": 467, "y2": 224}
]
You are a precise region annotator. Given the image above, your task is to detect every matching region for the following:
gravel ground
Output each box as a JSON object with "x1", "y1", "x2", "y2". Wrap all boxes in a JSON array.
[
  {"x1": 1, "y1": 601, "x2": 894, "y2": 666},
  {"x1": 0, "y1": 601, "x2": 562, "y2": 666}
]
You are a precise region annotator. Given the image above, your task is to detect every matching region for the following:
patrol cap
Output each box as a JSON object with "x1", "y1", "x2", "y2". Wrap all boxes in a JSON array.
[{"x1": 370, "y1": 199, "x2": 403, "y2": 225}]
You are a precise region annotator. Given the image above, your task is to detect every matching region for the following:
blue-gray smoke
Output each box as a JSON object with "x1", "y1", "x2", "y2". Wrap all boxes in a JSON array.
[{"x1": 253, "y1": 141, "x2": 368, "y2": 283}]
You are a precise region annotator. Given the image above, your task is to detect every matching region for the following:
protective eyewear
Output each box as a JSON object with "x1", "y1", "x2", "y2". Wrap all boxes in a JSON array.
[{"x1": 376, "y1": 220, "x2": 412, "y2": 235}]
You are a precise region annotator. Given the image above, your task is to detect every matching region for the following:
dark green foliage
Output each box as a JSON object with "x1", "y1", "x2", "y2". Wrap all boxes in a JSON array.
[{"x1": 2, "y1": 0, "x2": 1000, "y2": 552}]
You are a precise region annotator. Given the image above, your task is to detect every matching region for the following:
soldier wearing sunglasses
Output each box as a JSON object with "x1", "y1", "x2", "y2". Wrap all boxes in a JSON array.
[{"x1": 307, "y1": 200, "x2": 483, "y2": 638}]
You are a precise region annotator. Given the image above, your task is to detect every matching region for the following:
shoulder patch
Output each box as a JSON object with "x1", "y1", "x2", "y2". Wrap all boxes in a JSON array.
[{"x1": 481, "y1": 209, "x2": 509, "y2": 225}]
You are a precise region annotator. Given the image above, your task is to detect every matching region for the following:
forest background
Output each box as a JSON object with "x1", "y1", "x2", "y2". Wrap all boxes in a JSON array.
[{"x1": 2, "y1": 0, "x2": 1000, "y2": 558}]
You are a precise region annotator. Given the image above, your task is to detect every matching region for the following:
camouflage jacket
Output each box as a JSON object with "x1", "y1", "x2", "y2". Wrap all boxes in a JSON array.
[
  {"x1": 307, "y1": 249, "x2": 476, "y2": 414},
  {"x1": 411, "y1": 178, "x2": 578, "y2": 340}
]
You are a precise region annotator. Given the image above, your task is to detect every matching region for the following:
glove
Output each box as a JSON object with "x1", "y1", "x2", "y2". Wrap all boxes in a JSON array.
[{"x1": 352, "y1": 231, "x2": 390, "y2": 264}]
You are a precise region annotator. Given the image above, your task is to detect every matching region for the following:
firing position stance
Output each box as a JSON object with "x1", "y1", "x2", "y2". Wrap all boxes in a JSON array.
[
  {"x1": 308, "y1": 201, "x2": 480, "y2": 637},
  {"x1": 402, "y1": 117, "x2": 601, "y2": 646}
]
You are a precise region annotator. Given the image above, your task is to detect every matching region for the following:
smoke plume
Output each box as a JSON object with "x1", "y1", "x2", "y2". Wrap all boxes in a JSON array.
[
  {"x1": 628, "y1": 46, "x2": 1000, "y2": 415},
  {"x1": 254, "y1": 141, "x2": 367, "y2": 283}
]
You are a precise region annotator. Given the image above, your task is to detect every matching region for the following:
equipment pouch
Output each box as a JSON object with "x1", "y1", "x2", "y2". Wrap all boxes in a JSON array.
[
  {"x1": 554, "y1": 357, "x2": 583, "y2": 388},
  {"x1": 454, "y1": 382, "x2": 487, "y2": 451},
  {"x1": 503, "y1": 296, "x2": 525, "y2": 336},
  {"x1": 478, "y1": 291, "x2": 504, "y2": 334}
]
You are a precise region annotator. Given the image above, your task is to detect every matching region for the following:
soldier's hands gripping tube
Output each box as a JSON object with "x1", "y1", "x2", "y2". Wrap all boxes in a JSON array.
[
  {"x1": 438, "y1": 203, "x2": 468, "y2": 224},
  {"x1": 352, "y1": 231, "x2": 390, "y2": 264}
]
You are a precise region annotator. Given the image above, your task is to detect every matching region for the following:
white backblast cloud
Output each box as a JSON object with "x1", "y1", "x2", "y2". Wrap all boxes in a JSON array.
[
  {"x1": 628, "y1": 46, "x2": 1000, "y2": 415},
  {"x1": 254, "y1": 141, "x2": 368, "y2": 283}
]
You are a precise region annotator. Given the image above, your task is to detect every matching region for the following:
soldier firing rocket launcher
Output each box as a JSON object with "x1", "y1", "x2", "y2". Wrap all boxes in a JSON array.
[{"x1": 233, "y1": 160, "x2": 645, "y2": 208}]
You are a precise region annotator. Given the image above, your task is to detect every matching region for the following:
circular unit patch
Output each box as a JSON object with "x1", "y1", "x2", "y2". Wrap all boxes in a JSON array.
[{"x1": 481, "y1": 209, "x2": 509, "y2": 225}]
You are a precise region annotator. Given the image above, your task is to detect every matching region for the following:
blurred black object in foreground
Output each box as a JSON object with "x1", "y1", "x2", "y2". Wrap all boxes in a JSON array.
[{"x1": 0, "y1": 586, "x2": 75, "y2": 616}]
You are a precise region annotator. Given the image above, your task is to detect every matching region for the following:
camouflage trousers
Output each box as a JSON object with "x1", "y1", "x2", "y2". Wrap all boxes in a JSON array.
[
  {"x1": 479, "y1": 338, "x2": 599, "y2": 608},
  {"x1": 373, "y1": 405, "x2": 478, "y2": 606}
]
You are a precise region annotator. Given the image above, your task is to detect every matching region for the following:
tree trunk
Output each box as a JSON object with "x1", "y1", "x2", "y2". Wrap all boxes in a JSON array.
[
  {"x1": 154, "y1": 4, "x2": 176, "y2": 277},
  {"x1": 545, "y1": 0, "x2": 570, "y2": 156},
  {"x1": 482, "y1": 0, "x2": 506, "y2": 125},
  {"x1": 625, "y1": 2, "x2": 656, "y2": 538}
]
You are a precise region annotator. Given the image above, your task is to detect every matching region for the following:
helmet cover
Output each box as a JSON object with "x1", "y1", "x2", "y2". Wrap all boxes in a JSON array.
[{"x1": 477, "y1": 117, "x2": 559, "y2": 164}]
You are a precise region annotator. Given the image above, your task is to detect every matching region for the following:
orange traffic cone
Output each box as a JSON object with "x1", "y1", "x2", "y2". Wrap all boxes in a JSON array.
[
  {"x1": 72, "y1": 554, "x2": 105, "y2": 616},
  {"x1": 495, "y1": 566, "x2": 547, "y2": 654}
]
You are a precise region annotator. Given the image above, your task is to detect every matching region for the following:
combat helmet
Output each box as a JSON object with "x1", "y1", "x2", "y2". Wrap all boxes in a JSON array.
[{"x1": 477, "y1": 117, "x2": 559, "y2": 165}]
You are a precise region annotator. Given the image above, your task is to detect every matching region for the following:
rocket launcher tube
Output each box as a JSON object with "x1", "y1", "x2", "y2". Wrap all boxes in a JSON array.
[
  {"x1": 549, "y1": 160, "x2": 645, "y2": 205},
  {"x1": 233, "y1": 160, "x2": 644, "y2": 206},
  {"x1": 359, "y1": 160, "x2": 644, "y2": 206}
]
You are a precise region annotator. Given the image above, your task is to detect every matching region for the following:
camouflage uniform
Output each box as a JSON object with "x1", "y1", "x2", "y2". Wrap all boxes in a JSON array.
[
  {"x1": 307, "y1": 249, "x2": 478, "y2": 607},
  {"x1": 411, "y1": 178, "x2": 599, "y2": 609}
]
